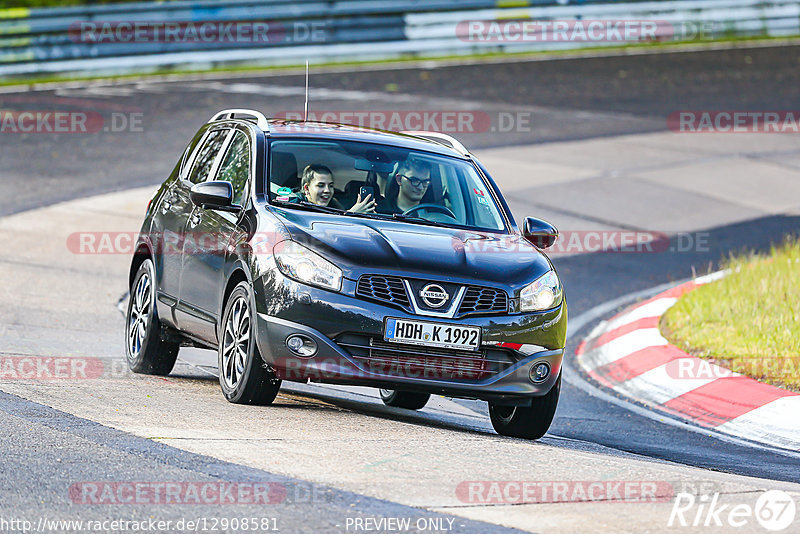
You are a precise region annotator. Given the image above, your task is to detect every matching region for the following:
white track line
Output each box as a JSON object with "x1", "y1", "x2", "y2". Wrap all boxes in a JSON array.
[
  {"x1": 582, "y1": 328, "x2": 669, "y2": 370},
  {"x1": 616, "y1": 364, "x2": 717, "y2": 406},
  {"x1": 603, "y1": 297, "x2": 677, "y2": 331},
  {"x1": 715, "y1": 396, "x2": 800, "y2": 451}
]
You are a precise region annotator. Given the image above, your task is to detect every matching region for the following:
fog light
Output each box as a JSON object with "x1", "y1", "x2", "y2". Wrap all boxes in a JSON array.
[
  {"x1": 286, "y1": 334, "x2": 317, "y2": 357},
  {"x1": 530, "y1": 362, "x2": 550, "y2": 383}
]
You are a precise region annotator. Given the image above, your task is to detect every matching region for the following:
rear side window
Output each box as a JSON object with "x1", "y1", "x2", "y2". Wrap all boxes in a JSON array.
[
  {"x1": 216, "y1": 130, "x2": 251, "y2": 206},
  {"x1": 188, "y1": 129, "x2": 228, "y2": 184}
]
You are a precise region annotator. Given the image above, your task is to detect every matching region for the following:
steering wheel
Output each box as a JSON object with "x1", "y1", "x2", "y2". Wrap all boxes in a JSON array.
[{"x1": 402, "y1": 203, "x2": 457, "y2": 220}]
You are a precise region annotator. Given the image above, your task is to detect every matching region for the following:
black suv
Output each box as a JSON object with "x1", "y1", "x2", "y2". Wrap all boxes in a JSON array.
[{"x1": 125, "y1": 109, "x2": 566, "y2": 439}]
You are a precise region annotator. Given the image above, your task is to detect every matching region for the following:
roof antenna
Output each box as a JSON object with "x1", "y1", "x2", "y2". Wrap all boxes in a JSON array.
[{"x1": 303, "y1": 60, "x2": 309, "y2": 122}]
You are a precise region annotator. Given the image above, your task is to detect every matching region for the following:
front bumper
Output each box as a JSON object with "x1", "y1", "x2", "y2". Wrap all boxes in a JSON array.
[{"x1": 252, "y1": 273, "x2": 566, "y2": 403}]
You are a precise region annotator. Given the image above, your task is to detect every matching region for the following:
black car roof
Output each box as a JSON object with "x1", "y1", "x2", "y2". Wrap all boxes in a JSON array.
[{"x1": 262, "y1": 119, "x2": 470, "y2": 159}]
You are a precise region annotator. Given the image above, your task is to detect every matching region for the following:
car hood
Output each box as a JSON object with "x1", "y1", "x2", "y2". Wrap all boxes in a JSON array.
[{"x1": 274, "y1": 209, "x2": 553, "y2": 290}]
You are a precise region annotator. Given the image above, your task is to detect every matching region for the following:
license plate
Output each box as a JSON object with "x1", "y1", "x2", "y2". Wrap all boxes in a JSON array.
[{"x1": 384, "y1": 318, "x2": 481, "y2": 351}]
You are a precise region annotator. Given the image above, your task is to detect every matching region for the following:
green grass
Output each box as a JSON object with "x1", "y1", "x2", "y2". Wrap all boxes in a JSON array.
[
  {"x1": 662, "y1": 237, "x2": 800, "y2": 392},
  {"x1": 2, "y1": 33, "x2": 799, "y2": 89}
]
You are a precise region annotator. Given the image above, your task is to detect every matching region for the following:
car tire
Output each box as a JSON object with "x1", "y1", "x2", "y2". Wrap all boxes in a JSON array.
[
  {"x1": 218, "y1": 282, "x2": 281, "y2": 405},
  {"x1": 125, "y1": 259, "x2": 180, "y2": 375},
  {"x1": 489, "y1": 373, "x2": 561, "y2": 440},
  {"x1": 379, "y1": 389, "x2": 430, "y2": 410}
]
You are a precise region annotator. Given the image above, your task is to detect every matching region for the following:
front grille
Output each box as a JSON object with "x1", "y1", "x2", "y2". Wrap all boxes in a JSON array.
[
  {"x1": 335, "y1": 334, "x2": 515, "y2": 382},
  {"x1": 458, "y1": 286, "x2": 508, "y2": 316},
  {"x1": 356, "y1": 275, "x2": 410, "y2": 308}
]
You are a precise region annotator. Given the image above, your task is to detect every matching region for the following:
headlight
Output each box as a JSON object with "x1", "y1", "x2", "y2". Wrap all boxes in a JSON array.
[
  {"x1": 520, "y1": 270, "x2": 562, "y2": 312},
  {"x1": 273, "y1": 240, "x2": 342, "y2": 292}
]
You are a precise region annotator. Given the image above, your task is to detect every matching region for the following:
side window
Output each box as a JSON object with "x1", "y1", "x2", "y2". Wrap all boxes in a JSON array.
[
  {"x1": 176, "y1": 133, "x2": 201, "y2": 180},
  {"x1": 188, "y1": 129, "x2": 228, "y2": 184},
  {"x1": 463, "y1": 169, "x2": 504, "y2": 230},
  {"x1": 216, "y1": 131, "x2": 251, "y2": 206},
  {"x1": 442, "y1": 165, "x2": 466, "y2": 222}
]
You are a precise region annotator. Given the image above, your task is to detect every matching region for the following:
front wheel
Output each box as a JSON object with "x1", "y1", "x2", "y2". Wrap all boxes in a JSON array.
[
  {"x1": 489, "y1": 373, "x2": 561, "y2": 440},
  {"x1": 125, "y1": 258, "x2": 179, "y2": 375},
  {"x1": 218, "y1": 282, "x2": 281, "y2": 405},
  {"x1": 379, "y1": 389, "x2": 430, "y2": 410}
]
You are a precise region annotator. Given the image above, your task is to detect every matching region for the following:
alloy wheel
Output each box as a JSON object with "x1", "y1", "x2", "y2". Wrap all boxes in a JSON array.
[
  {"x1": 127, "y1": 270, "x2": 151, "y2": 358},
  {"x1": 221, "y1": 295, "x2": 250, "y2": 389}
]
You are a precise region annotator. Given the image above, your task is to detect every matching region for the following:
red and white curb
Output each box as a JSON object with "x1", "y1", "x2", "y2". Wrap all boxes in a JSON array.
[{"x1": 576, "y1": 272, "x2": 800, "y2": 451}]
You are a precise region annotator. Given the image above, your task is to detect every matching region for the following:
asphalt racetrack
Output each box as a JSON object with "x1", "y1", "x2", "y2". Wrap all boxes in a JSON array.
[{"x1": 1, "y1": 43, "x2": 799, "y2": 532}]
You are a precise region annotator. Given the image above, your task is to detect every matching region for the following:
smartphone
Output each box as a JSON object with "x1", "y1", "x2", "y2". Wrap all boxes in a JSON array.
[{"x1": 359, "y1": 186, "x2": 374, "y2": 199}]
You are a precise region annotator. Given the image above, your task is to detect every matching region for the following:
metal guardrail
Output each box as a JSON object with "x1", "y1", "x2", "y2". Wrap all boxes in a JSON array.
[{"x1": 0, "y1": 0, "x2": 798, "y2": 76}]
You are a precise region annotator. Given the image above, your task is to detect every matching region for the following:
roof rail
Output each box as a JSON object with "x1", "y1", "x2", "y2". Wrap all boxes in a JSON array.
[
  {"x1": 209, "y1": 109, "x2": 270, "y2": 132},
  {"x1": 400, "y1": 130, "x2": 469, "y2": 156}
]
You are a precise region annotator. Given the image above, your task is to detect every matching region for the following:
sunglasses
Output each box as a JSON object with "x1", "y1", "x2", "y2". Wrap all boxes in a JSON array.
[{"x1": 397, "y1": 174, "x2": 431, "y2": 188}]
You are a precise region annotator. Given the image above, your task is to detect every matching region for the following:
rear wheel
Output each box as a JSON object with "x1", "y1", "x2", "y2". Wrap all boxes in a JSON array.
[
  {"x1": 219, "y1": 283, "x2": 281, "y2": 405},
  {"x1": 379, "y1": 389, "x2": 430, "y2": 410},
  {"x1": 489, "y1": 373, "x2": 561, "y2": 440},
  {"x1": 125, "y1": 259, "x2": 179, "y2": 375}
]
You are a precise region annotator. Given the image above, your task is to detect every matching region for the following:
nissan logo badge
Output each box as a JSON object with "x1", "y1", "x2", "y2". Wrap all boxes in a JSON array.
[{"x1": 420, "y1": 284, "x2": 449, "y2": 308}]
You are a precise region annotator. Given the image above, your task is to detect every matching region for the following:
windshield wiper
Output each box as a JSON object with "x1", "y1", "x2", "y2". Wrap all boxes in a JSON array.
[
  {"x1": 341, "y1": 210, "x2": 386, "y2": 221},
  {"x1": 273, "y1": 200, "x2": 453, "y2": 228},
  {"x1": 390, "y1": 213, "x2": 451, "y2": 228},
  {"x1": 273, "y1": 199, "x2": 344, "y2": 215}
]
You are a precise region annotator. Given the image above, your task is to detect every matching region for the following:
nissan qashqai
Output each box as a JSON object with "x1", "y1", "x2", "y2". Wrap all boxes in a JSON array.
[{"x1": 125, "y1": 109, "x2": 566, "y2": 439}]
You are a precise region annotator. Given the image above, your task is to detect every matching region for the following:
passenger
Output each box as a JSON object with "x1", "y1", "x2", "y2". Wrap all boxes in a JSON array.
[
  {"x1": 301, "y1": 164, "x2": 376, "y2": 213},
  {"x1": 380, "y1": 156, "x2": 432, "y2": 215}
]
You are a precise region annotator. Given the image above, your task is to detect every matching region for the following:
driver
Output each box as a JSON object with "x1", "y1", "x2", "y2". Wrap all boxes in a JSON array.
[{"x1": 380, "y1": 156, "x2": 432, "y2": 215}]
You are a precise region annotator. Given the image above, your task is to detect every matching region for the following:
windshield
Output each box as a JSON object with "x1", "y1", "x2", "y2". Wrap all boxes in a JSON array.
[{"x1": 268, "y1": 139, "x2": 507, "y2": 232}]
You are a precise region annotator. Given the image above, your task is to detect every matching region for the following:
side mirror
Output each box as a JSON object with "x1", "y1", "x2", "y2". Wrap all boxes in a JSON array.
[
  {"x1": 522, "y1": 217, "x2": 558, "y2": 249},
  {"x1": 190, "y1": 181, "x2": 234, "y2": 210}
]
